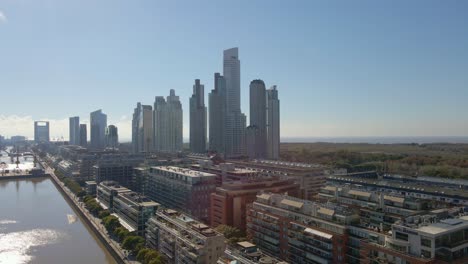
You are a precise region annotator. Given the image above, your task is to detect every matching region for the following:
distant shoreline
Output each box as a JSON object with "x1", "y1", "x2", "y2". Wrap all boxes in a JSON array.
[{"x1": 280, "y1": 136, "x2": 468, "y2": 144}]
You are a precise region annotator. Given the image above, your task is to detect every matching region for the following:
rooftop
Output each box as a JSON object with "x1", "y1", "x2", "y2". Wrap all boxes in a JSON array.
[{"x1": 152, "y1": 166, "x2": 217, "y2": 178}]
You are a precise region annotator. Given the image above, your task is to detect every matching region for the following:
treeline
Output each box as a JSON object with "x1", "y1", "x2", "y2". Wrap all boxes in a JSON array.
[{"x1": 281, "y1": 146, "x2": 468, "y2": 179}]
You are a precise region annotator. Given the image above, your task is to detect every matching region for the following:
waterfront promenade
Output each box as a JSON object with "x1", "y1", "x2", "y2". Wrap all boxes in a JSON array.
[{"x1": 40, "y1": 161, "x2": 138, "y2": 264}]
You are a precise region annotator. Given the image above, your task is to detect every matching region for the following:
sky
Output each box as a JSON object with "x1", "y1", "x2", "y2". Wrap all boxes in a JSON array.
[{"x1": 0, "y1": 0, "x2": 467, "y2": 141}]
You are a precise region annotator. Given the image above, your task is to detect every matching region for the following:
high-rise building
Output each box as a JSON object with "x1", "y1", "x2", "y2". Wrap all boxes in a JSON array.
[
  {"x1": 153, "y1": 90, "x2": 183, "y2": 153},
  {"x1": 249, "y1": 80, "x2": 267, "y2": 158},
  {"x1": 223, "y1": 48, "x2": 246, "y2": 158},
  {"x1": 34, "y1": 121, "x2": 50, "y2": 143},
  {"x1": 190, "y1": 79, "x2": 207, "y2": 153},
  {"x1": 69, "y1": 116, "x2": 80, "y2": 145},
  {"x1": 245, "y1": 125, "x2": 259, "y2": 159},
  {"x1": 79, "y1": 124, "x2": 87, "y2": 147},
  {"x1": 132, "y1": 103, "x2": 153, "y2": 153},
  {"x1": 90, "y1": 109, "x2": 107, "y2": 149},
  {"x1": 209, "y1": 73, "x2": 227, "y2": 154},
  {"x1": 266, "y1": 85, "x2": 280, "y2": 160},
  {"x1": 105, "y1": 125, "x2": 118, "y2": 149}
]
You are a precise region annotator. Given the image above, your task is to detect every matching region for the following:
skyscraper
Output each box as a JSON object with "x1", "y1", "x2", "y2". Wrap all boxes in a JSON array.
[
  {"x1": 132, "y1": 103, "x2": 153, "y2": 153},
  {"x1": 209, "y1": 73, "x2": 227, "y2": 154},
  {"x1": 267, "y1": 86, "x2": 280, "y2": 160},
  {"x1": 249, "y1": 80, "x2": 267, "y2": 158},
  {"x1": 223, "y1": 48, "x2": 246, "y2": 158},
  {"x1": 34, "y1": 121, "x2": 50, "y2": 143},
  {"x1": 153, "y1": 90, "x2": 183, "y2": 153},
  {"x1": 105, "y1": 125, "x2": 118, "y2": 149},
  {"x1": 69, "y1": 116, "x2": 80, "y2": 145},
  {"x1": 190, "y1": 79, "x2": 207, "y2": 153},
  {"x1": 90, "y1": 109, "x2": 107, "y2": 150},
  {"x1": 79, "y1": 124, "x2": 87, "y2": 147}
]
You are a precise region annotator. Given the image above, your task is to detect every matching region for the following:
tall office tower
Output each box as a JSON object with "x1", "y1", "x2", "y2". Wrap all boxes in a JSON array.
[
  {"x1": 131, "y1": 103, "x2": 140, "y2": 153},
  {"x1": 34, "y1": 121, "x2": 50, "y2": 143},
  {"x1": 69, "y1": 116, "x2": 80, "y2": 145},
  {"x1": 209, "y1": 73, "x2": 227, "y2": 154},
  {"x1": 105, "y1": 125, "x2": 118, "y2": 149},
  {"x1": 267, "y1": 86, "x2": 280, "y2": 160},
  {"x1": 153, "y1": 90, "x2": 183, "y2": 153},
  {"x1": 249, "y1": 80, "x2": 267, "y2": 159},
  {"x1": 90, "y1": 109, "x2": 107, "y2": 150},
  {"x1": 223, "y1": 47, "x2": 246, "y2": 157},
  {"x1": 79, "y1": 124, "x2": 87, "y2": 147},
  {"x1": 190, "y1": 79, "x2": 207, "y2": 153},
  {"x1": 132, "y1": 103, "x2": 153, "y2": 153}
]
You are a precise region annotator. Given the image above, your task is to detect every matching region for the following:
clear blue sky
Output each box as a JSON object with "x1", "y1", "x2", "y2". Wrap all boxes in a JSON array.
[{"x1": 1, "y1": 0, "x2": 467, "y2": 140}]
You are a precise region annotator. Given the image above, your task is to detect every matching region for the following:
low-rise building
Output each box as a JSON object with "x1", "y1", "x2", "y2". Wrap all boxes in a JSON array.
[
  {"x1": 247, "y1": 193, "x2": 359, "y2": 263},
  {"x1": 85, "y1": 181, "x2": 97, "y2": 196},
  {"x1": 113, "y1": 191, "x2": 159, "y2": 236},
  {"x1": 146, "y1": 209, "x2": 225, "y2": 264},
  {"x1": 96, "y1": 180, "x2": 131, "y2": 210},
  {"x1": 210, "y1": 177, "x2": 300, "y2": 231},
  {"x1": 361, "y1": 211, "x2": 468, "y2": 264},
  {"x1": 230, "y1": 159, "x2": 328, "y2": 200}
]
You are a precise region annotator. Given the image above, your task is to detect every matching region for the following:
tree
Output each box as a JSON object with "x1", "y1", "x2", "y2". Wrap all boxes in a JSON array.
[
  {"x1": 122, "y1": 236, "x2": 145, "y2": 253},
  {"x1": 136, "y1": 248, "x2": 151, "y2": 263},
  {"x1": 102, "y1": 215, "x2": 121, "y2": 232},
  {"x1": 215, "y1": 225, "x2": 244, "y2": 239},
  {"x1": 114, "y1": 226, "x2": 130, "y2": 242},
  {"x1": 98, "y1": 210, "x2": 111, "y2": 219}
]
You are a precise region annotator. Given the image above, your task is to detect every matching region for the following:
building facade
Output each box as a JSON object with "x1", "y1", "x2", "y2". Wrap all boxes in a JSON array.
[
  {"x1": 69, "y1": 116, "x2": 80, "y2": 145},
  {"x1": 210, "y1": 177, "x2": 300, "y2": 231},
  {"x1": 247, "y1": 193, "x2": 357, "y2": 263},
  {"x1": 146, "y1": 209, "x2": 225, "y2": 264},
  {"x1": 79, "y1": 124, "x2": 87, "y2": 147},
  {"x1": 209, "y1": 73, "x2": 227, "y2": 155},
  {"x1": 34, "y1": 121, "x2": 50, "y2": 143},
  {"x1": 153, "y1": 90, "x2": 183, "y2": 153},
  {"x1": 190, "y1": 79, "x2": 207, "y2": 153},
  {"x1": 105, "y1": 125, "x2": 118, "y2": 149},
  {"x1": 90, "y1": 109, "x2": 107, "y2": 149},
  {"x1": 147, "y1": 166, "x2": 217, "y2": 223},
  {"x1": 132, "y1": 103, "x2": 153, "y2": 153},
  {"x1": 249, "y1": 80, "x2": 267, "y2": 159},
  {"x1": 223, "y1": 48, "x2": 246, "y2": 158},
  {"x1": 266, "y1": 85, "x2": 280, "y2": 160}
]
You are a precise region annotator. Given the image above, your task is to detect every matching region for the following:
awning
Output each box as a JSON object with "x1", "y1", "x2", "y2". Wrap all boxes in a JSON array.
[
  {"x1": 281, "y1": 199, "x2": 304, "y2": 209},
  {"x1": 304, "y1": 228, "x2": 333, "y2": 239}
]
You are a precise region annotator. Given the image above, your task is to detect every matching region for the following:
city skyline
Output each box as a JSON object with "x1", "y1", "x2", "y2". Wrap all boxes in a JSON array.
[{"x1": 1, "y1": 1, "x2": 468, "y2": 141}]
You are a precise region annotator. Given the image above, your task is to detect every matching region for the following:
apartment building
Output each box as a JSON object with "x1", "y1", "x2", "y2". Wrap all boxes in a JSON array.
[
  {"x1": 231, "y1": 160, "x2": 328, "y2": 200},
  {"x1": 146, "y1": 209, "x2": 225, "y2": 264},
  {"x1": 210, "y1": 177, "x2": 300, "y2": 231},
  {"x1": 247, "y1": 193, "x2": 359, "y2": 263},
  {"x1": 147, "y1": 166, "x2": 217, "y2": 223},
  {"x1": 113, "y1": 191, "x2": 159, "y2": 236}
]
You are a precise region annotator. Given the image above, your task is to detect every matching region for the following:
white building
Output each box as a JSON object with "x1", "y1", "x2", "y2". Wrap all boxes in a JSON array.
[
  {"x1": 223, "y1": 48, "x2": 246, "y2": 158},
  {"x1": 146, "y1": 209, "x2": 226, "y2": 264},
  {"x1": 153, "y1": 90, "x2": 183, "y2": 153}
]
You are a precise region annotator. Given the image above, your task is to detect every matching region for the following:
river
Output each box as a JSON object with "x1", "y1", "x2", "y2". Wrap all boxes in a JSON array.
[{"x1": 0, "y1": 178, "x2": 116, "y2": 264}]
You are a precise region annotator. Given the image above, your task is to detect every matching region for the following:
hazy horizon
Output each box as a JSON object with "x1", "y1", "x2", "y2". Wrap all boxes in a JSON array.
[{"x1": 1, "y1": 1, "x2": 467, "y2": 140}]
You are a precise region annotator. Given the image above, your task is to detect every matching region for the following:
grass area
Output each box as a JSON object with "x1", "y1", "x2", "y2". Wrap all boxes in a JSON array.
[{"x1": 280, "y1": 143, "x2": 468, "y2": 179}]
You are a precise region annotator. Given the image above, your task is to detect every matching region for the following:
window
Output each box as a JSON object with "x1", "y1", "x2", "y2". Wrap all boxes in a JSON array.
[
  {"x1": 395, "y1": 232, "x2": 409, "y2": 241},
  {"x1": 421, "y1": 237, "x2": 432, "y2": 248}
]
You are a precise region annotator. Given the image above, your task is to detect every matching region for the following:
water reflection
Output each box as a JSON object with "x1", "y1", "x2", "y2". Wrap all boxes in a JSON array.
[{"x1": 0, "y1": 179, "x2": 115, "y2": 264}]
